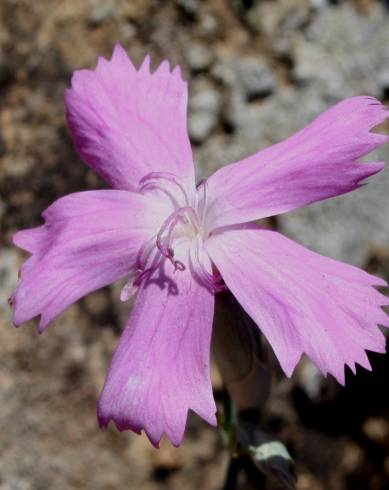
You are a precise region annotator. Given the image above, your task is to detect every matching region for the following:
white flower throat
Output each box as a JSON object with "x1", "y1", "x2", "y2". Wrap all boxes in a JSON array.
[{"x1": 120, "y1": 172, "x2": 223, "y2": 302}]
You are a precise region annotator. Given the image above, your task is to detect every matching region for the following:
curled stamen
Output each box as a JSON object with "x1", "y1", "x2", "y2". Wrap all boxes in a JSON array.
[
  {"x1": 139, "y1": 182, "x2": 181, "y2": 209},
  {"x1": 136, "y1": 233, "x2": 159, "y2": 270},
  {"x1": 156, "y1": 206, "x2": 199, "y2": 269},
  {"x1": 138, "y1": 172, "x2": 190, "y2": 207},
  {"x1": 133, "y1": 267, "x2": 156, "y2": 287}
]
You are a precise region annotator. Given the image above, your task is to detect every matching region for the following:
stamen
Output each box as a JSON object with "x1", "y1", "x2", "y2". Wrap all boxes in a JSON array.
[
  {"x1": 133, "y1": 267, "x2": 156, "y2": 287},
  {"x1": 138, "y1": 172, "x2": 190, "y2": 207},
  {"x1": 127, "y1": 176, "x2": 215, "y2": 293},
  {"x1": 120, "y1": 272, "x2": 139, "y2": 302},
  {"x1": 136, "y1": 233, "x2": 158, "y2": 270},
  {"x1": 174, "y1": 261, "x2": 186, "y2": 271},
  {"x1": 196, "y1": 179, "x2": 209, "y2": 227},
  {"x1": 189, "y1": 235, "x2": 226, "y2": 293},
  {"x1": 156, "y1": 206, "x2": 199, "y2": 270}
]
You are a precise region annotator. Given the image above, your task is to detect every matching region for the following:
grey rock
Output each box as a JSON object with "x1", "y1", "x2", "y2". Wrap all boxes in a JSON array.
[
  {"x1": 378, "y1": 68, "x2": 389, "y2": 92},
  {"x1": 223, "y1": 91, "x2": 247, "y2": 131},
  {"x1": 199, "y1": 14, "x2": 219, "y2": 36},
  {"x1": 190, "y1": 88, "x2": 221, "y2": 113},
  {"x1": 211, "y1": 56, "x2": 237, "y2": 87},
  {"x1": 189, "y1": 112, "x2": 218, "y2": 144},
  {"x1": 188, "y1": 88, "x2": 221, "y2": 143},
  {"x1": 243, "y1": 0, "x2": 310, "y2": 55},
  {"x1": 230, "y1": 86, "x2": 326, "y2": 151},
  {"x1": 212, "y1": 55, "x2": 277, "y2": 131},
  {"x1": 185, "y1": 44, "x2": 214, "y2": 72},
  {"x1": 293, "y1": 4, "x2": 389, "y2": 98},
  {"x1": 238, "y1": 58, "x2": 277, "y2": 100},
  {"x1": 213, "y1": 55, "x2": 277, "y2": 98},
  {"x1": 196, "y1": 87, "x2": 326, "y2": 177},
  {"x1": 309, "y1": 0, "x2": 329, "y2": 9}
]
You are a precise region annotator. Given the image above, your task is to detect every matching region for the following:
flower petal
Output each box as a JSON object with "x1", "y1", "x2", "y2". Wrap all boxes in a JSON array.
[
  {"x1": 12, "y1": 190, "x2": 163, "y2": 331},
  {"x1": 98, "y1": 249, "x2": 216, "y2": 447},
  {"x1": 65, "y1": 44, "x2": 195, "y2": 192},
  {"x1": 206, "y1": 226, "x2": 389, "y2": 384},
  {"x1": 206, "y1": 96, "x2": 388, "y2": 230}
]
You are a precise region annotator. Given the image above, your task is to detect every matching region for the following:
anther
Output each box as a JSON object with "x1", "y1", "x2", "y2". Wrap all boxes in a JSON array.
[{"x1": 174, "y1": 261, "x2": 186, "y2": 272}]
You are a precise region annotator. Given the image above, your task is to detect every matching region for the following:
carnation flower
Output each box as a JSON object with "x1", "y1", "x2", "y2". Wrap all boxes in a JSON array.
[{"x1": 11, "y1": 44, "x2": 389, "y2": 447}]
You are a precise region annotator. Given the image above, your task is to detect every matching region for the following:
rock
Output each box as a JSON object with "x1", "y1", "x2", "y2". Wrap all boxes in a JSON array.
[
  {"x1": 199, "y1": 14, "x2": 219, "y2": 36},
  {"x1": 119, "y1": 22, "x2": 137, "y2": 41},
  {"x1": 188, "y1": 86, "x2": 221, "y2": 143},
  {"x1": 88, "y1": 3, "x2": 114, "y2": 26},
  {"x1": 185, "y1": 44, "x2": 214, "y2": 73},
  {"x1": 196, "y1": 86, "x2": 326, "y2": 177},
  {"x1": 293, "y1": 4, "x2": 389, "y2": 98},
  {"x1": 241, "y1": 0, "x2": 311, "y2": 55},
  {"x1": 237, "y1": 57, "x2": 277, "y2": 100},
  {"x1": 362, "y1": 418, "x2": 389, "y2": 445},
  {"x1": 211, "y1": 56, "x2": 237, "y2": 87},
  {"x1": 212, "y1": 55, "x2": 277, "y2": 134},
  {"x1": 212, "y1": 55, "x2": 277, "y2": 101},
  {"x1": 378, "y1": 68, "x2": 389, "y2": 94},
  {"x1": 176, "y1": 0, "x2": 199, "y2": 16},
  {"x1": 189, "y1": 112, "x2": 217, "y2": 144},
  {"x1": 222, "y1": 91, "x2": 246, "y2": 132},
  {"x1": 340, "y1": 442, "x2": 364, "y2": 473}
]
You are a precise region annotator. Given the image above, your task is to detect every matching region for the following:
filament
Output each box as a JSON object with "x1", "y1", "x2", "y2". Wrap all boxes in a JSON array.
[{"x1": 138, "y1": 172, "x2": 190, "y2": 207}]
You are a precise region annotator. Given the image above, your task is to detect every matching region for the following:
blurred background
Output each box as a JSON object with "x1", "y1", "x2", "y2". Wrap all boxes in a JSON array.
[{"x1": 1, "y1": 0, "x2": 389, "y2": 489}]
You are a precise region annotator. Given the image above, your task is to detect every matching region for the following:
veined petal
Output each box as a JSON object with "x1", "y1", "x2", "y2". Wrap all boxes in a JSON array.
[
  {"x1": 206, "y1": 96, "x2": 389, "y2": 230},
  {"x1": 65, "y1": 44, "x2": 195, "y2": 193},
  {"x1": 12, "y1": 190, "x2": 163, "y2": 331},
  {"x1": 98, "y1": 244, "x2": 216, "y2": 447},
  {"x1": 206, "y1": 226, "x2": 389, "y2": 384}
]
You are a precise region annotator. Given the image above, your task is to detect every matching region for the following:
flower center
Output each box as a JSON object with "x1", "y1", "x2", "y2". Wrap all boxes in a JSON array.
[
  {"x1": 156, "y1": 205, "x2": 200, "y2": 271},
  {"x1": 119, "y1": 172, "x2": 224, "y2": 301}
]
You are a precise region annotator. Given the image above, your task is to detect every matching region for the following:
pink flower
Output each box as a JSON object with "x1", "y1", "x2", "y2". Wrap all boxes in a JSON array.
[{"x1": 11, "y1": 44, "x2": 389, "y2": 447}]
